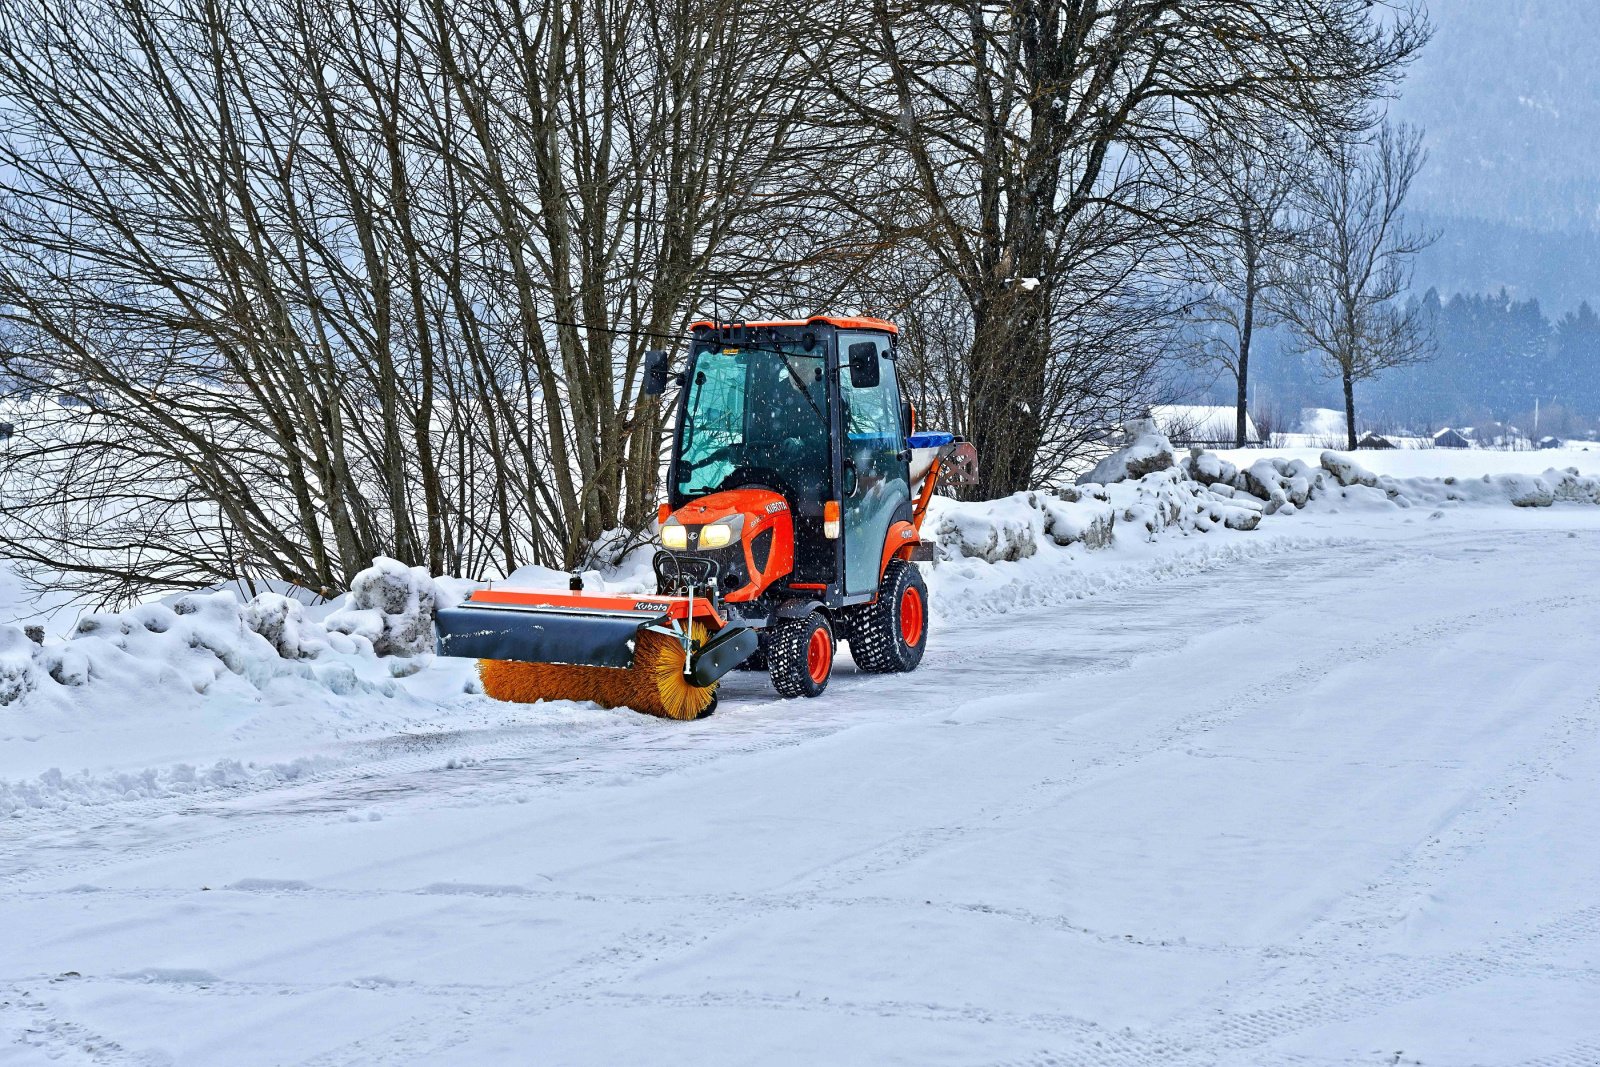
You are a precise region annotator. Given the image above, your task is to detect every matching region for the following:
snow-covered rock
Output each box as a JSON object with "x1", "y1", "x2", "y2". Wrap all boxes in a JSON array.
[
  {"x1": 1183, "y1": 448, "x2": 1239, "y2": 487},
  {"x1": 1040, "y1": 494, "x2": 1116, "y2": 549},
  {"x1": 1237, "y1": 458, "x2": 1320, "y2": 513},
  {"x1": 1320, "y1": 451, "x2": 1379, "y2": 489},
  {"x1": 932, "y1": 493, "x2": 1045, "y2": 562},
  {"x1": 1544, "y1": 468, "x2": 1600, "y2": 504},
  {"x1": 1498, "y1": 473, "x2": 1554, "y2": 508},
  {"x1": 245, "y1": 593, "x2": 367, "y2": 660},
  {"x1": 1078, "y1": 430, "x2": 1176, "y2": 485}
]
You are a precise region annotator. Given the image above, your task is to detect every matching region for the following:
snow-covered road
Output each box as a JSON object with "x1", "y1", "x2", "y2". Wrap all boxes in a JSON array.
[{"x1": 5, "y1": 520, "x2": 1600, "y2": 1066}]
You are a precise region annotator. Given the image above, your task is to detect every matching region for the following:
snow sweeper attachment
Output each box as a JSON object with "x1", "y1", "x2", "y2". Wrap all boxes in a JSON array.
[
  {"x1": 435, "y1": 314, "x2": 976, "y2": 719},
  {"x1": 435, "y1": 584, "x2": 758, "y2": 720}
]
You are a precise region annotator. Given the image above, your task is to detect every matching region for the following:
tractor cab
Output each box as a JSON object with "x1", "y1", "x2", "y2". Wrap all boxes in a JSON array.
[{"x1": 656, "y1": 317, "x2": 915, "y2": 609}]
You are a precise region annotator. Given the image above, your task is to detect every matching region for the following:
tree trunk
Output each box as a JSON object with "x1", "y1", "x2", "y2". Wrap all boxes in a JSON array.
[
  {"x1": 1236, "y1": 253, "x2": 1257, "y2": 448},
  {"x1": 966, "y1": 289, "x2": 1048, "y2": 498},
  {"x1": 1343, "y1": 371, "x2": 1358, "y2": 451}
]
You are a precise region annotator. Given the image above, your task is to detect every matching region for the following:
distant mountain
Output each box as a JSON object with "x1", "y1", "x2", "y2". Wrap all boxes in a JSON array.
[
  {"x1": 1393, "y1": 0, "x2": 1600, "y2": 232},
  {"x1": 1391, "y1": 0, "x2": 1600, "y2": 307}
]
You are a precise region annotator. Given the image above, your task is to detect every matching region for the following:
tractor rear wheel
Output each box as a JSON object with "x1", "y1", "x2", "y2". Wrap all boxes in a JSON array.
[
  {"x1": 845, "y1": 559, "x2": 928, "y2": 674},
  {"x1": 768, "y1": 611, "x2": 834, "y2": 698}
]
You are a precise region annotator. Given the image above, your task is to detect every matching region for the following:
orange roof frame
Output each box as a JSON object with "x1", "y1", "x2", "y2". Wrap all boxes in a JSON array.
[{"x1": 688, "y1": 315, "x2": 898, "y2": 335}]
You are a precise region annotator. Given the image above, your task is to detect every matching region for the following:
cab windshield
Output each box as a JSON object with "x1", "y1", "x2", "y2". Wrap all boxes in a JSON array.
[{"x1": 675, "y1": 342, "x2": 830, "y2": 506}]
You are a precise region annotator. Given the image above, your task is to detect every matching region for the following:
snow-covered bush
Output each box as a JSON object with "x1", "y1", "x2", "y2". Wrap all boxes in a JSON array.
[
  {"x1": 1, "y1": 625, "x2": 39, "y2": 706},
  {"x1": 325, "y1": 556, "x2": 461, "y2": 657}
]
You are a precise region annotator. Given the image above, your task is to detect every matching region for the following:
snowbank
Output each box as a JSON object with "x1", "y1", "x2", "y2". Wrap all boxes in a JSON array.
[
  {"x1": 0, "y1": 555, "x2": 481, "y2": 716},
  {"x1": 0, "y1": 589, "x2": 395, "y2": 715},
  {"x1": 927, "y1": 438, "x2": 1600, "y2": 584}
]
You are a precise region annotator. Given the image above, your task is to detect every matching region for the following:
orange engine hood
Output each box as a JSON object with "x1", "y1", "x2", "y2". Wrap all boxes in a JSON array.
[{"x1": 665, "y1": 488, "x2": 795, "y2": 601}]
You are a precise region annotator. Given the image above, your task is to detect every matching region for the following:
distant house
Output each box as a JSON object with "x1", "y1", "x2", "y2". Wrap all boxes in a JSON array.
[
  {"x1": 1537, "y1": 436, "x2": 1564, "y2": 450},
  {"x1": 1433, "y1": 428, "x2": 1471, "y2": 449},
  {"x1": 1356, "y1": 432, "x2": 1397, "y2": 450},
  {"x1": 1147, "y1": 405, "x2": 1261, "y2": 447}
]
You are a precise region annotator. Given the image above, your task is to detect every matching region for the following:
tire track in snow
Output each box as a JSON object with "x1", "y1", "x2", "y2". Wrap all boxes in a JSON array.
[
  {"x1": 778, "y1": 584, "x2": 1593, "y2": 906},
  {"x1": 0, "y1": 984, "x2": 157, "y2": 1066},
  {"x1": 1125, "y1": 656, "x2": 1600, "y2": 1063}
]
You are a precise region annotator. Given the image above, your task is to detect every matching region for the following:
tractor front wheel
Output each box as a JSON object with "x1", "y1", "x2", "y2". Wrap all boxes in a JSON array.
[
  {"x1": 768, "y1": 611, "x2": 835, "y2": 698},
  {"x1": 845, "y1": 559, "x2": 928, "y2": 674}
]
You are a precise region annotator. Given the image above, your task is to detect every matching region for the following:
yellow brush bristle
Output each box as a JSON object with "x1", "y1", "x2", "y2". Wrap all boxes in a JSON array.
[
  {"x1": 627, "y1": 626, "x2": 718, "y2": 720},
  {"x1": 478, "y1": 623, "x2": 717, "y2": 721}
]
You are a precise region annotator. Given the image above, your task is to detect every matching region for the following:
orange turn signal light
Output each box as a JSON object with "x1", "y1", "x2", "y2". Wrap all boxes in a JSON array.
[
  {"x1": 823, "y1": 500, "x2": 841, "y2": 539},
  {"x1": 657, "y1": 503, "x2": 671, "y2": 525}
]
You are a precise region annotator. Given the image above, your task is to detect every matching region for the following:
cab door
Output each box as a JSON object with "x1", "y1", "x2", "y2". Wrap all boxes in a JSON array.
[{"x1": 837, "y1": 332, "x2": 911, "y2": 595}]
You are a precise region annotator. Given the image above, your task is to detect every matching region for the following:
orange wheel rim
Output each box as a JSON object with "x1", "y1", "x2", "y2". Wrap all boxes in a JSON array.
[
  {"x1": 899, "y1": 587, "x2": 924, "y2": 646},
  {"x1": 806, "y1": 627, "x2": 832, "y2": 683}
]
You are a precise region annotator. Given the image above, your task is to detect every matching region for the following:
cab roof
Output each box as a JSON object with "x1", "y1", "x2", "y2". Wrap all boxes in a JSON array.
[{"x1": 689, "y1": 315, "x2": 898, "y2": 335}]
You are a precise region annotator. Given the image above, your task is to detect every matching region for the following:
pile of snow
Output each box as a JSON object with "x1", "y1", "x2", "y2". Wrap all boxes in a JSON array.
[
  {"x1": 2, "y1": 590, "x2": 392, "y2": 713},
  {"x1": 1, "y1": 755, "x2": 336, "y2": 815},
  {"x1": 929, "y1": 465, "x2": 1261, "y2": 564},
  {"x1": 0, "y1": 556, "x2": 472, "y2": 713}
]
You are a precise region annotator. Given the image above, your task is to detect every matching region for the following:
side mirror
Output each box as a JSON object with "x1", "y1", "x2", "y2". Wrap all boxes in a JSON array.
[
  {"x1": 642, "y1": 349, "x2": 670, "y2": 396},
  {"x1": 847, "y1": 341, "x2": 880, "y2": 389}
]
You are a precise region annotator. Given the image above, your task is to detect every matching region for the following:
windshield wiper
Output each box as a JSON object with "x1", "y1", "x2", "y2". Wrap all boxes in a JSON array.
[{"x1": 769, "y1": 348, "x2": 827, "y2": 426}]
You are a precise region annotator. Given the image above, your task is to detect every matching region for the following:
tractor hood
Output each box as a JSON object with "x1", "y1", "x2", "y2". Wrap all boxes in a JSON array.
[
  {"x1": 660, "y1": 487, "x2": 794, "y2": 602},
  {"x1": 669, "y1": 487, "x2": 788, "y2": 528}
]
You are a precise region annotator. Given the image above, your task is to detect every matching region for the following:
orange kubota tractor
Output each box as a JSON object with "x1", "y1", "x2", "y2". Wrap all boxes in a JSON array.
[{"x1": 435, "y1": 316, "x2": 977, "y2": 719}]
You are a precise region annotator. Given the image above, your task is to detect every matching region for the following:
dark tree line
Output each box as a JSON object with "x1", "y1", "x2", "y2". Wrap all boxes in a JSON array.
[
  {"x1": 0, "y1": 0, "x2": 1428, "y2": 605},
  {"x1": 1363, "y1": 290, "x2": 1600, "y2": 433}
]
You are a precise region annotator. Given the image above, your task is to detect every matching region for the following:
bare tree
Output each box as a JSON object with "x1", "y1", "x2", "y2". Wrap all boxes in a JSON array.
[
  {"x1": 1186, "y1": 126, "x2": 1308, "y2": 447},
  {"x1": 1275, "y1": 121, "x2": 1436, "y2": 451},
  {"x1": 0, "y1": 0, "x2": 830, "y2": 605},
  {"x1": 812, "y1": 0, "x2": 1430, "y2": 494}
]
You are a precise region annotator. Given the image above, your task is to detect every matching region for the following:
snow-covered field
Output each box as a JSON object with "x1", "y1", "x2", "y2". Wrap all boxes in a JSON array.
[{"x1": 4, "y1": 449, "x2": 1600, "y2": 1065}]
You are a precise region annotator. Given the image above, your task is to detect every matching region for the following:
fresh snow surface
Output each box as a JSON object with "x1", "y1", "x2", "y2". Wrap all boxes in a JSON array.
[{"x1": 4, "y1": 504, "x2": 1600, "y2": 1063}]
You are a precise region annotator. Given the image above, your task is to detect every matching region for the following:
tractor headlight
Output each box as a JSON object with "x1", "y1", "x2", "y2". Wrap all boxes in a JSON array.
[
  {"x1": 698, "y1": 522, "x2": 735, "y2": 550},
  {"x1": 661, "y1": 521, "x2": 688, "y2": 550}
]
